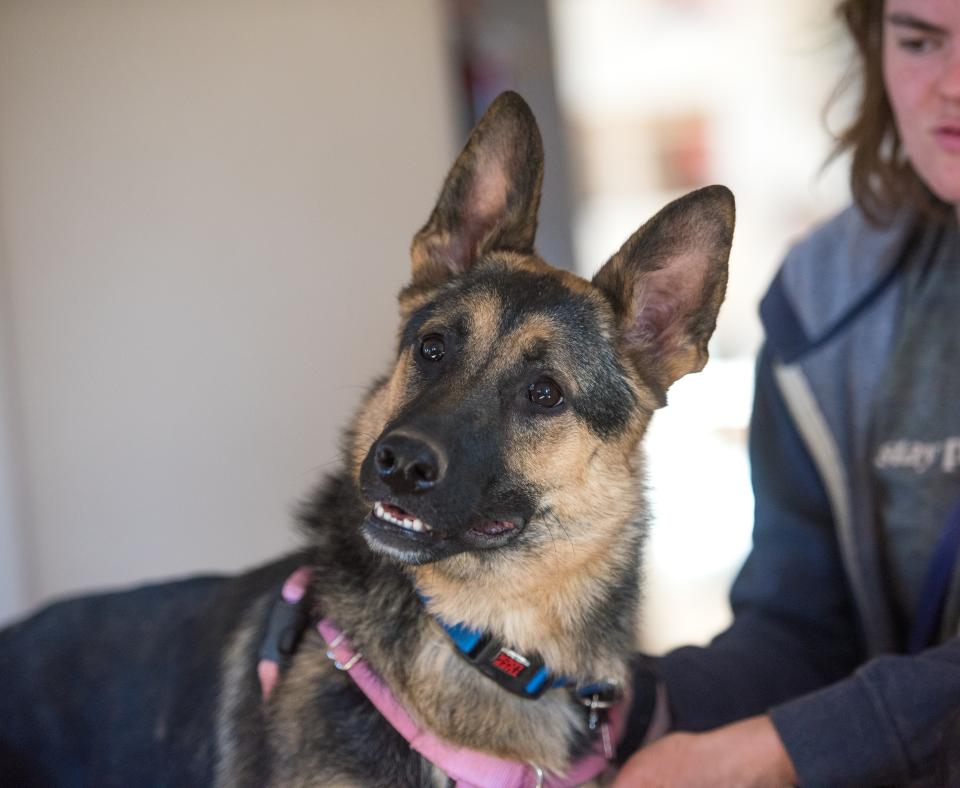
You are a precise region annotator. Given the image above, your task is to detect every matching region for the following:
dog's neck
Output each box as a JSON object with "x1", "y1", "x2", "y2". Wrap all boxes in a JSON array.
[
  {"x1": 300, "y1": 473, "x2": 641, "y2": 773},
  {"x1": 408, "y1": 493, "x2": 644, "y2": 685},
  {"x1": 410, "y1": 547, "x2": 639, "y2": 683}
]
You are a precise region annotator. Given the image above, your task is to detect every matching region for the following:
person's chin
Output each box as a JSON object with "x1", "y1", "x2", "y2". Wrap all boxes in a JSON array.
[{"x1": 913, "y1": 154, "x2": 960, "y2": 208}]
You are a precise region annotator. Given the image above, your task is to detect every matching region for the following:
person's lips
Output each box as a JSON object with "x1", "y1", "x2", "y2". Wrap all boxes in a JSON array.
[{"x1": 932, "y1": 122, "x2": 960, "y2": 153}]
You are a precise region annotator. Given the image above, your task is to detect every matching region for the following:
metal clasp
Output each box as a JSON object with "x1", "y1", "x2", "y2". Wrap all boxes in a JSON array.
[
  {"x1": 528, "y1": 763, "x2": 544, "y2": 788},
  {"x1": 575, "y1": 682, "x2": 622, "y2": 761}
]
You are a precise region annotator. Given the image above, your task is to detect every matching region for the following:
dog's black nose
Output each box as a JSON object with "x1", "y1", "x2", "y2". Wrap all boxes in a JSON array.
[{"x1": 374, "y1": 433, "x2": 443, "y2": 494}]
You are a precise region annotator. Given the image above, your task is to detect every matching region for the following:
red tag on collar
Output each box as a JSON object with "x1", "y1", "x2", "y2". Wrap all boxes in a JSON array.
[{"x1": 491, "y1": 649, "x2": 529, "y2": 678}]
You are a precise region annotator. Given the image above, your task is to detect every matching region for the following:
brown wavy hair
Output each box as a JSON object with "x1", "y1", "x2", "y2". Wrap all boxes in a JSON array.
[{"x1": 831, "y1": 0, "x2": 950, "y2": 224}]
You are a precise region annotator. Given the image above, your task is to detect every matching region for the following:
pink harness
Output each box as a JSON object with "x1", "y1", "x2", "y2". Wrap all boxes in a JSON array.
[{"x1": 259, "y1": 568, "x2": 627, "y2": 788}]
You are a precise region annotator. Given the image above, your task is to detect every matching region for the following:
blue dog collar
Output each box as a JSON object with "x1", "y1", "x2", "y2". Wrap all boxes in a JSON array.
[{"x1": 421, "y1": 595, "x2": 571, "y2": 699}]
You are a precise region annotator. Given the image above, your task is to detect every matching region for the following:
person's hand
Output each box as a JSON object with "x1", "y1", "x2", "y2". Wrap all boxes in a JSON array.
[{"x1": 612, "y1": 714, "x2": 798, "y2": 788}]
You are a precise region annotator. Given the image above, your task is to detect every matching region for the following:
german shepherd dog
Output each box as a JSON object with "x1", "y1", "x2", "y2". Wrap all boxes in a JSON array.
[{"x1": 0, "y1": 92, "x2": 734, "y2": 786}]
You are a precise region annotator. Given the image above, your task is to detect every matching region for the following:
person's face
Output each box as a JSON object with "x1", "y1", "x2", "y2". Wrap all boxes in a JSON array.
[{"x1": 884, "y1": 0, "x2": 960, "y2": 208}]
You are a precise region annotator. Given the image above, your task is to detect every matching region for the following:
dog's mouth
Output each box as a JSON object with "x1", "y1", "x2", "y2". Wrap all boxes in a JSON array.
[{"x1": 362, "y1": 501, "x2": 523, "y2": 563}]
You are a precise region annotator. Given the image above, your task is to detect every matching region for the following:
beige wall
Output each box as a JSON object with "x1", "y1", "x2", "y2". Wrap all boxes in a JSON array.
[
  {"x1": 0, "y1": 237, "x2": 29, "y2": 623},
  {"x1": 0, "y1": 1, "x2": 456, "y2": 623}
]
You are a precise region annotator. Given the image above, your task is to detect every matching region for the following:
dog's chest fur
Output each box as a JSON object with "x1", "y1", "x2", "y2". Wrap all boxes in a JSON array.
[{"x1": 214, "y1": 475, "x2": 611, "y2": 787}]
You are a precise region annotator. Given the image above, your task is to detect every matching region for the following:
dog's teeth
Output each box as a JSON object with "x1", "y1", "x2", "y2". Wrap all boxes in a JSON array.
[{"x1": 372, "y1": 503, "x2": 431, "y2": 534}]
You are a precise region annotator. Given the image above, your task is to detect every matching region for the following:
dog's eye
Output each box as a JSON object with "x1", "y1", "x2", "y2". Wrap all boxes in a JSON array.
[
  {"x1": 420, "y1": 334, "x2": 445, "y2": 362},
  {"x1": 528, "y1": 378, "x2": 563, "y2": 408}
]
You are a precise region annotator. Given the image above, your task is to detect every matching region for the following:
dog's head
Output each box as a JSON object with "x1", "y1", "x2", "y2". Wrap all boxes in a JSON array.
[{"x1": 351, "y1": 92, "x2": 733, "y2": 584}]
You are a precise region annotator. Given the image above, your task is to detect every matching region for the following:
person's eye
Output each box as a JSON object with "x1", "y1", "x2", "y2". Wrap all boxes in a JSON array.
[{"x1": 897, "y1": 34, "x2": 943, "y2": 55}]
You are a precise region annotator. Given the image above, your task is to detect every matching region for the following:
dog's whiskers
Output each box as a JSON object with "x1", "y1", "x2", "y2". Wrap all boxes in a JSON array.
[
  {"x1": 532, "y1": 507, "x2": 577, "y2": 565},
  {"x1": 302, "y1": 456, "x2": 347, "y2": 477}
]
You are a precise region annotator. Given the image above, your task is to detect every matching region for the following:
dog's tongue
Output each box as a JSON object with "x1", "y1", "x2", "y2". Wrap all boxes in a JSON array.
[{"x1": 471, "y1": 520, "x2": 515, "y2": 536}]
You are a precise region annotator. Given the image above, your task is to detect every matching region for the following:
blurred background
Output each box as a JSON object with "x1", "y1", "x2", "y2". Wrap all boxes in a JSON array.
[{"x1": 0, "y1": 0, "x2": 851, "y2": 651}]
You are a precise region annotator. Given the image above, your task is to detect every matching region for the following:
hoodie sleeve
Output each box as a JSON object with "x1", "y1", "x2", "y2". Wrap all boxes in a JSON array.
[{"x1": 770, "y1": 636, "x2": 960, "y2": 786}]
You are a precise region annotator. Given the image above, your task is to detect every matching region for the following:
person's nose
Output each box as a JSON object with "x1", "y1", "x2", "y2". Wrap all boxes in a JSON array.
[{"x1": 938, "y1": 44, "x2": 960, "y2": 102}]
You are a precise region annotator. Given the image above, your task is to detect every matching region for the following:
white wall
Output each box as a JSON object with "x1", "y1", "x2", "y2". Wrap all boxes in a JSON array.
[{"x1": 0, "y1": 0, "x2": 456, "y2": 623}]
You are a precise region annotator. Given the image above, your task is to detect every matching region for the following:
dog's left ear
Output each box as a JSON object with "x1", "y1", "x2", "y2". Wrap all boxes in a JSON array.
[
  {"x1": 410, "y1": 91, "x2": 543, "y2": 288},
  {"x1": 592, "y1": 185, "x2": 734, "y2": 399}
]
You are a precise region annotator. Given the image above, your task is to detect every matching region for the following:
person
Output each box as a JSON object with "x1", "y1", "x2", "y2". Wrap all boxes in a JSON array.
[{"x1": 614, "y1": 1, "x2": 960, "y2": 785}]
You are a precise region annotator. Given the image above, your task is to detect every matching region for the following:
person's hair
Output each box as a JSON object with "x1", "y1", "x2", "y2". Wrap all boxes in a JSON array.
[{"x1": 830, "y1": 0, "x2": 950, "y2": 224}]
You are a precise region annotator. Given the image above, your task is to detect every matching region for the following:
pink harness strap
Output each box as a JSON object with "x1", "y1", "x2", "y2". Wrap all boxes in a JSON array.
[{"x1": 318, "y1": 618, "x2": 626, "y2": 788}]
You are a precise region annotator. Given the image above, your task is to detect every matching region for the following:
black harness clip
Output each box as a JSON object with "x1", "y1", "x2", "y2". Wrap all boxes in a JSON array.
[{"x1": 258, "y1": 590, "x2": 312, "y2": 671}]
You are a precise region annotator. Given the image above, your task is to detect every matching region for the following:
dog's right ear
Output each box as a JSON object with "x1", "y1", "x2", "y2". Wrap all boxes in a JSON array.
[{"x1": 409, "y1": 92, "x2": 544, "y2": 289}]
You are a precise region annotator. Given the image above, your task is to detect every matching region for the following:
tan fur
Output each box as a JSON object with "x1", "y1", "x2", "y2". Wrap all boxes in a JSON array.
[
  {"x1": 215, "y1": 595, "x2": 271, "y2": 788},
  {"x1": 264, "y1": 638, "x2": 372, "y2": 787},
  {"x1": 461, "y1": 290, "x2": 503, "y2": 364},
  {"x1": 398, "y1": 281, "x2": 441, "y2": 321},
  {"x1": 348, "y1": 350, "x2": 413, "y2": 481},
  {"x1": 401, "y1": 626, "x2": 583, "y2": 772}
]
